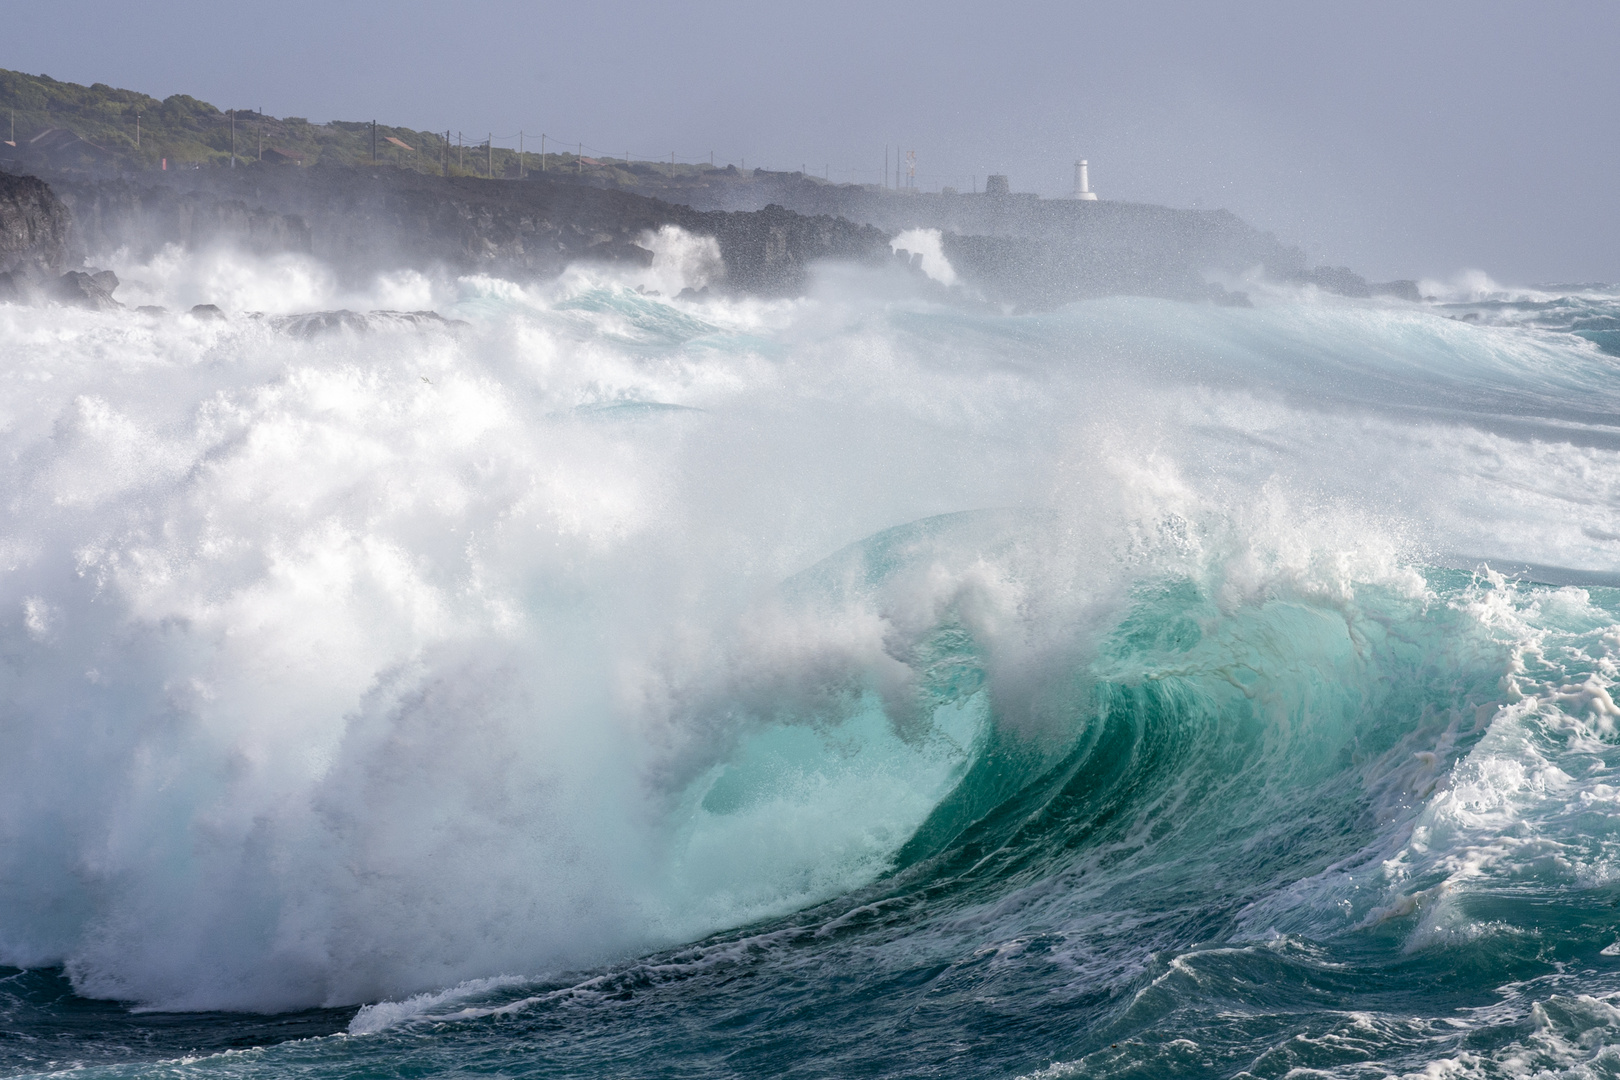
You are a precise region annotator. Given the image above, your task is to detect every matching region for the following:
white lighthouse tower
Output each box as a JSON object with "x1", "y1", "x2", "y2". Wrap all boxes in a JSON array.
[{"x1": 1072, "y1": 159, "x2": 1098, "y2": 200}]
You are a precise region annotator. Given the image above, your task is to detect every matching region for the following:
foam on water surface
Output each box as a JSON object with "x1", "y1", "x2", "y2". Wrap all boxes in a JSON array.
[{"x1": 4, "y1": 241, "x2": 1620, "y2": 1077}]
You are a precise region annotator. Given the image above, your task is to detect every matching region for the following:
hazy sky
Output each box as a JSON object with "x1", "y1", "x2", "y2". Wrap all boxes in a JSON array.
[{"x1": 5, "y1": 0, "x2": 1616, "y2": 281}]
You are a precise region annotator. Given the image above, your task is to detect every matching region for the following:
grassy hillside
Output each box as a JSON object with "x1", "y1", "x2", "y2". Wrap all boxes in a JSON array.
[{"x1": 0, "y1": 67, "x2": 721, "y2": 181}]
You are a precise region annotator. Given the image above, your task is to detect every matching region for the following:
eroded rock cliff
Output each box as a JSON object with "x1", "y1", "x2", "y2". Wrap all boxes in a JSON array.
[
  {"x1": 0, "y1": 170, "x2": 74, "y2": 276},
  {"x1": 44, "y1": 168, "x2": 890, "y2": 295}
]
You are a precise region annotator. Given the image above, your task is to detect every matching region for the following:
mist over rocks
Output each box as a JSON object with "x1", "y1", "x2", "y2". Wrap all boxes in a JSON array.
[
  {"x1": 50, "y1": 269, "x2": 120, "y2": 310},
  {"x1": 568, "y1": 166, "x2": 1305, "y2": 305},
  {"x1": 570, "y1": 166, "x2": 1438, "y2": 307},
  {"x1": 709, "y1": 202, "x2": 891, "y2": 293},
  {"x1": 54, "y1": 177, "x2": 314, "y2": 258},
  {"x1": 1286, "y1": 264, "x2": 1423, "y2": 302},
  {"x1": 2, "y1": 161, "x2": 1419, "y2": 311},
  {"x1": 37, "y1": 166, "x2": 891, "y2": 298},
  {"x1": 0, "y1": 170, "x2": 136, "y2": 308},
  {"x1": 0, "y1": 67, "x2": 1427, "y2": 311}
]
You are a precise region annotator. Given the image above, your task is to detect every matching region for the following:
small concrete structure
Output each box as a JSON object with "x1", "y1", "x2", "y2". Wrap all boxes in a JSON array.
[
  {"x1": 984, "y1": 174, "x2": 1010, "y2": 196},
  {"x1": 1073, "y1": 160, "x2": 1098, "y2": 200}
]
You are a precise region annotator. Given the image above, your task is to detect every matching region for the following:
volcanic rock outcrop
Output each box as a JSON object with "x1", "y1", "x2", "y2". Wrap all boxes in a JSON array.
[
  {"x1": 0, "y1": 170, "x2": 77, "y2": 301},
  {"x1": 4, "y1": 163, "x2": 1417, "y2": 311},
  {"x1": 42, "y1": 167, "x2": 890, "y2": 297}
]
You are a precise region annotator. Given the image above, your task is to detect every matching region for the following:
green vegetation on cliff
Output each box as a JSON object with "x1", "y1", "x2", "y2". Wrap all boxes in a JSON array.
[{"x1": 0, "y1": 67, "x2": 698, "y2": 179}]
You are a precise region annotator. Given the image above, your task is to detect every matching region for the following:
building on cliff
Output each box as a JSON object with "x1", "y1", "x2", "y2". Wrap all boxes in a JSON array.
[{"x1": 0, "y1": 128, "x2": 119, "y2": 170}]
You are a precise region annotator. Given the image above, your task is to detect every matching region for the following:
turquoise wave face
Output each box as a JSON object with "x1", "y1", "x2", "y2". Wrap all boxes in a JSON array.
[
  {"x1": 14, "y1": 558, "x2": 1612, "y2": 1079},
  {"x1": 3, "y1": 260, "x2": 1620, "y2": 1078},
  {"x1": 319, "y1": 564, "x2": 1620, "y2": 1080}
]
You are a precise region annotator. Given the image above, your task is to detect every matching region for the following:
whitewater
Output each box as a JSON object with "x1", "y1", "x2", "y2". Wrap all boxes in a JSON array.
[{"x1": 4, "y1": 230, "x2": 1620, "y2": 1079}]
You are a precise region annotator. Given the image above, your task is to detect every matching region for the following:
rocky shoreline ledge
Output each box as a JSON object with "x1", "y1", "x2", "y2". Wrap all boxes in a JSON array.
[{"x1": 0, "y1": 164, "x2": 1416, "y2": 313}]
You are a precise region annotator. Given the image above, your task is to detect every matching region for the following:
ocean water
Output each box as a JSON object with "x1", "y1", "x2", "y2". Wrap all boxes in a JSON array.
[{"x1": 4, "y1": 232, "x2": 1620, "y2": 1078}]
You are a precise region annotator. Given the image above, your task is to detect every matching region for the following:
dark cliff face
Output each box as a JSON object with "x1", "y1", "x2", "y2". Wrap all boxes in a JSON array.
[
  {"x1": 56, "y1": 180, "x2": 313, "y2": 258},
  {"x1": 35, "y1": 164, "x2": 1276, "y2": 306},
  {"x1": 700, "y1": 203, "x2": 890, "y2": 294},
  {"x1": 16, "y1": 165, "x2": 1396, "y2": 310},
  {"x1": 0, "y1": 170, "x2": 75, "y2": 275},
  {"x1": 42, "y1": 168, "x2": 891, "y2": 296}
]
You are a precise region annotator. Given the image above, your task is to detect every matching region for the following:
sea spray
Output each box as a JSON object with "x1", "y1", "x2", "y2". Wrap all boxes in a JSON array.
[{"x1": 4, "y1": 239, "x2": 1620, "y2": 1077}]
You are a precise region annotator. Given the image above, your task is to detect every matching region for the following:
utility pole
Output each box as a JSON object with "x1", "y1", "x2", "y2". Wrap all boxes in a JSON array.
[{"x1": 458, "y1": 131, "x2": 463, "y2": 170}]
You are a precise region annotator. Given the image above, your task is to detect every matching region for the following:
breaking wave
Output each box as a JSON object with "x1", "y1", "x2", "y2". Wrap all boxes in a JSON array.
[{"x1": 4, "y1": 235, "x2": 1620, "y2": 1078}]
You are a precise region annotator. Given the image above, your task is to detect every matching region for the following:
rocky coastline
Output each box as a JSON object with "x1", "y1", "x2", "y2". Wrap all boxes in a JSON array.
[{"x1": 0, "y1": 162, "x2": 1415, "y2": 315}]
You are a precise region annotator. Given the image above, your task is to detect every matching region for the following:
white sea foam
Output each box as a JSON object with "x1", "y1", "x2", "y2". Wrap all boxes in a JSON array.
[
  {"x1": 890, "y1": 228, "x2": 958, "y2": 286},
  {"x1": 3, "y1": 239, "x2": 1620, "y2": 1014},
  {"x1": 348, "y1": 976, "x2": 535, "y2": 1034}
]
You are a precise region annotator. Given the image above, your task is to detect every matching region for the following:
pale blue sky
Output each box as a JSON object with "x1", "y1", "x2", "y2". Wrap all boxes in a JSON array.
[{"x1": 4, "y1": 0, "x2": 1616, "y2": 281}]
